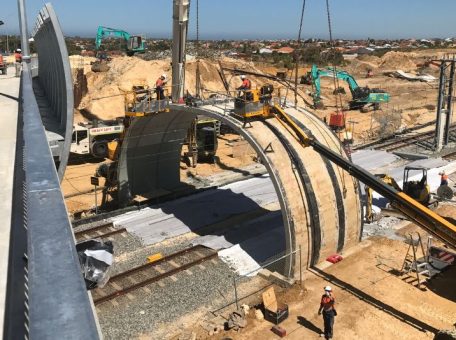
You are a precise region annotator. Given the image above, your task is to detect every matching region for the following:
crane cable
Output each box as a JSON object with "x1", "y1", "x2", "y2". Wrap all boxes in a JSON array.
[
  {"x1": 294, "y1": 0, "x2": 307, "y2": 109},
  {"x1": 325, "y1": 0, "x2": 344, "y2": 111},
  {"x1": 195, "y1": 0, "x2": 202, "y2": 98},
  {"x1": 325, "y1": 0, "x2": 348, "y2": 197}
]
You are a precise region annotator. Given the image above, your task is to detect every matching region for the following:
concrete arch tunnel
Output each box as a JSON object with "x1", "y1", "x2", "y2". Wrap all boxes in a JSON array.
[{"x1": 116, "y1": 102, "x2": 363, "y2": 277}]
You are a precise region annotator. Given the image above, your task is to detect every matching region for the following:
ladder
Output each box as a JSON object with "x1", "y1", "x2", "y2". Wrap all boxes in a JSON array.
[{"x1": 401, "y1": 232, "x2": 431, "y2": 289}]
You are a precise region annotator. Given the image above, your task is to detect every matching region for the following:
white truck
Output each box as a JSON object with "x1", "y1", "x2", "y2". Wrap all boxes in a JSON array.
[{"x1": 71, "y1": 121, "x2": 124, "y2": 158}]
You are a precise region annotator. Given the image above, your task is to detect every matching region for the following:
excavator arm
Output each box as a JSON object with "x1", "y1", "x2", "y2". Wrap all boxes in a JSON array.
[
  {"x1": 95, "y1": 26, "x2": 132, "y2": 50},
  {"x1": 270, "y1": 104, "x2": 456, "y2": 249},
  {"x1": 310, "y1": 64, "x2": 360, "y2": 100}
]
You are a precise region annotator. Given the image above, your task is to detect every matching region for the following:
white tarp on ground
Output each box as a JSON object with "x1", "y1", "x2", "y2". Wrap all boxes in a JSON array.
[
  {"x1": 392, "y1": 70, "x2": 436, "y2": 82},
  {"x1": 190, "y1": 235, "x2": 233, "y2": 250},
  {"x1": 218, "y1": 244, "x2": 261, "y2": 277}
]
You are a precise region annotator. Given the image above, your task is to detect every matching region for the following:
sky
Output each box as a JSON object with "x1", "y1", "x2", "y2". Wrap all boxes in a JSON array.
[{"x1": 1, "y1": 0, "x2": 456, "y2": 40}]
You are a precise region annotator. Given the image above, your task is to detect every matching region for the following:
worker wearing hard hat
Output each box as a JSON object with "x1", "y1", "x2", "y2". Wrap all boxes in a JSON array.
[
  {"x1": 14, "y1": 49, "x2": 22, "y2": 77},
  {"x1": 237, "y1": 75, "x2": 251, "y2": 91},
  {"x1": 318, "y1": 286, "x2": 337, "y2": 339},
  {"x1": 155, "y1": 73, "x2": 167, "y2": 100},
  {"x1": 439, "y1": 170, "x2": 448, "y2": 186}
]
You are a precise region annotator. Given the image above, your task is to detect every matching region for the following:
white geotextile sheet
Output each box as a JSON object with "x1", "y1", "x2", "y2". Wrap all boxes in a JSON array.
[{"x1": 218, "y1": 244, "x2": 261, "y2": 277}]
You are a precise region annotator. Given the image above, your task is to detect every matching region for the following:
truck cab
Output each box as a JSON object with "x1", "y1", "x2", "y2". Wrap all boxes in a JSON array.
[{"x1": 71, "y1": 121, "x2": 124, "y2": 158}]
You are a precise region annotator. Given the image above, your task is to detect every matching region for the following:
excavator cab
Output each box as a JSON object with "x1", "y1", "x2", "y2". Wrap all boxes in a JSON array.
[
  {"x1": 403, "y1": 166, "x2": 431, "y2": 205},
  {"x1": 127, "y1": 36, "x2": 144, "y2": 56}
]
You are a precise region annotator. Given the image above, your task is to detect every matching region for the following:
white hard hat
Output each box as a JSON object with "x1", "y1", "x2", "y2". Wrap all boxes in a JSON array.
[
  {"x1": 240, "y1": 75, "x2": 246, "y2": 79},
  {"x1": 16, "y1": 48, "x2": 22, "y2": 52},
  {"x1": 324, "y1": 286, "x2": 332, "y2": 292},
  {"x1": 161, "y1": 73, "x2": 167, "y2": 79}
]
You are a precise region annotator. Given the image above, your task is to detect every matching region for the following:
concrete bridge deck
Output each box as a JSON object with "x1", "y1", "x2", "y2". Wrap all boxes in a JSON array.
[{"x1": 0, "y1": 66, "x2": 20, "y2": 339}]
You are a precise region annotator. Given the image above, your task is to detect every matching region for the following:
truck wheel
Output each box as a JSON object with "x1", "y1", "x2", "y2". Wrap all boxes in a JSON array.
[{"x1": 92, "y1": 141, "x2": 108, "y2": 158}]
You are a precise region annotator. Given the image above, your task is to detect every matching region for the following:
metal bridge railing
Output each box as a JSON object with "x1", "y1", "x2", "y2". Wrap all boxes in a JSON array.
[
  {"x1": 31, "y1": 3, "x2": 74, "y2": 182},
  {"x1": 1, "y1": 1, "x2": 100, "y2": 339},
  {"x1": 3, "y1": 61, "x2": 100, "y2": 340}
]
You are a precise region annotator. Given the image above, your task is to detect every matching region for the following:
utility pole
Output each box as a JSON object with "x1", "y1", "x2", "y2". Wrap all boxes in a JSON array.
[
  {"x1": 434, "y1": 55, "x2": 456, "y2": 151},
  {"x1": 171, "y1": 0, "x2": 189, "y2": 103},
  {"x1": 17, "y1": 0, "x2": 31, "y2": 62}
]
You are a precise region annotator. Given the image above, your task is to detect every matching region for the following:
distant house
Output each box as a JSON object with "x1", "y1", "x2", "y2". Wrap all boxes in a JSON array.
[
  {"x1": 259, "y1": 48, "x2": 273, "y2": 54},
  {"x1": 276, "y1": 47, "x2": 294, "y2": 54}
]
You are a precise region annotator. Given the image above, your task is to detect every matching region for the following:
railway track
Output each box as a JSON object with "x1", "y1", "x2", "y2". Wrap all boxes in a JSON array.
[
  {"x1": 376, "y1": 129, "x2": 438, "y2": 152},
  {"x1": 91, "y1": 245, "x2": 218, "y2": 305},
  {"x1": 354, "y1": 124, "x2": 456, "y2": 152},
  {"x1": 74, "y1": 222, "x2": 127, "y2": 242}
]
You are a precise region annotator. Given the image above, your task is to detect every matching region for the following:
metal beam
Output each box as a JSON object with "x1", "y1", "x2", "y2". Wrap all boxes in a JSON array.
[{"x1": 171, "y1": 0, "x2": 189, "y2": 103}]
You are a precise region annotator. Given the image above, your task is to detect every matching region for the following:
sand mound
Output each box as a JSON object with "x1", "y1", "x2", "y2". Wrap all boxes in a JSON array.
[
  {"x1": 346, "y1": 59, "x2": 380, "y2": 75},
  {"x1": 379, "y1": 51, "x2": 417, "y2": 71},
  {"x1": 76, "y1": 56, "x2": 286, "y2": 121}
]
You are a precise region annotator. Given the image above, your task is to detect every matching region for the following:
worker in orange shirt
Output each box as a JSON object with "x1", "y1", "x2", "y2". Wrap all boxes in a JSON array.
[
  {"x1": 155, "y1": 73, "x2": 167, "y2": 100},
  {"x1": 14, "y1": 48, "x2": 22, "y2": 77},
  {"x1": 237, "y1": 75, "x2": 251, "y2": 91},
  {"x1": 318, "y1": 286, "x2": 337, "y2": 339},
  {"x1": 439, "y1": 170, "x2": 448, "y2": 186}
]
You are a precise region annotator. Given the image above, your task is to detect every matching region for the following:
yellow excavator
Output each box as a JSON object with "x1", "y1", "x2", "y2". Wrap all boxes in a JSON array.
[{"x1": 232, "y1": 85, "x2": 456, "y2": 249}]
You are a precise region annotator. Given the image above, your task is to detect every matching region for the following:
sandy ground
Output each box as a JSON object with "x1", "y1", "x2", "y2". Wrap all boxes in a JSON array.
[
  {"x1": 71, "y1": 50, "x2": 455, "y2": 145},
  {"x1": 188, "y1": 236, "x2": 455, "y2": 340}
]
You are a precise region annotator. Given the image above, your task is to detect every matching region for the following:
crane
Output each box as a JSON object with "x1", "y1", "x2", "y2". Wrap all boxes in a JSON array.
[
  {"x1": 304, "y1": 64, "x2": 390, "y2": 112},
  {"x1": 234, "y1": 86, "x2": 456, "y2": 249},
  {"x1": 95, "y1": 26, "x2": 145, "y2": 56}
]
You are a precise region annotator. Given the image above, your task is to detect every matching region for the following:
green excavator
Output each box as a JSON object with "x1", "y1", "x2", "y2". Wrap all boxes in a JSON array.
[
  {"x1": 92, "y1": 26, "x2": 146, "y2": 72},
  {"x1": 95, "y1": 26, "x2": 146, "y2": 56},
  {"x1": 302, "y1": 64, "x2": 390, "y2": 112}
]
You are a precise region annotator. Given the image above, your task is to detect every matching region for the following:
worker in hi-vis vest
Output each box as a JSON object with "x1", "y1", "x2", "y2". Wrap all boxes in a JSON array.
[
  {"x1": 318, "y1": 286, "x2": 337, "y2": 340},
  {"x1": 155, "y1": 73, "x2": 167, "y2": 100}
]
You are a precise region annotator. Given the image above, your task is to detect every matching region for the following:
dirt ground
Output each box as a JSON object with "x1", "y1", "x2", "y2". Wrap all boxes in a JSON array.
[
  {"x1": 189, "y1": 236, "x2": 455, "y2": 340},
  {"x1": 71, "y1": 49, "x2": 455, "y2": 146}
]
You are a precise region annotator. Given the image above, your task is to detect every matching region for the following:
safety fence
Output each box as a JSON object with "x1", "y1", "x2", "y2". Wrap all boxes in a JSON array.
[
  {"x1": 31, "y1": 3, "x2": 74, "y2": 181},
  {"x1": 2, "y1": 60, "x2": 100, "y2": 340},
  {"x1": 1, "y1": 2, "x2": 100, "y2": 339},
  {"x1": 232, "y1": 247, "x2": 302, "y2": 310}
]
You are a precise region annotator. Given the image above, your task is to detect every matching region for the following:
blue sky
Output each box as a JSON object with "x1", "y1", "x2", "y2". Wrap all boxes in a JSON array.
[{"x1": 1, "y1": 0, "x2": 455, "y2": 40}]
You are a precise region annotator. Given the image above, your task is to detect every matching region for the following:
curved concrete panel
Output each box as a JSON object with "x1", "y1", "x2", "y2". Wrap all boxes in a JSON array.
[
  {"x1": 117, "y1": 102, "x2": 362, "y2": 276},
  {"x1": 32, "y1": 4, "x2": 73, "y2": 181}
]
